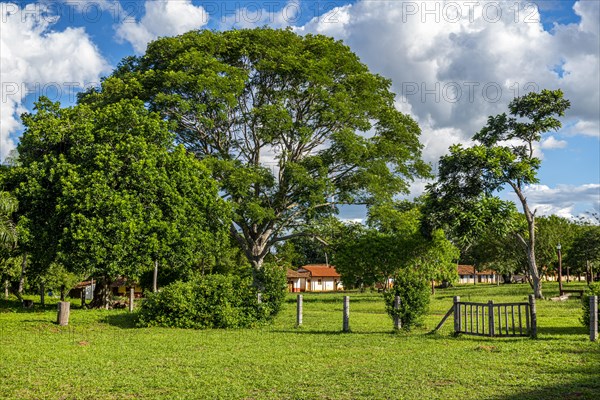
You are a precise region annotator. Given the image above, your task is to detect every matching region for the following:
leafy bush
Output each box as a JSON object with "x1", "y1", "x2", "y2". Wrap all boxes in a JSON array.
[
  {"x1": 137, "y1": 269, "x2": 287, "y2": 329},
  {"x1": 581, "y1": 283, "x2": 600, "y2": 328},
  {"x1": 255, "y1": 263, "x2": 287, "y2": 320},
  {"x1": 384, "y1": 271, "x2": 430, "y2": 330},
  {"x1": 138, "y1": 275, "x2": 257, "y2": 329}
]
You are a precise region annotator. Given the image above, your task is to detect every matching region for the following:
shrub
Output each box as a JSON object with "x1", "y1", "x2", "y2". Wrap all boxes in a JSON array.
[
  {"x1": 384, "y1": 271, "x2": 430, "y2": 330},
  {"x1": 581, "y1": 283, "x2": 600, "y2": 328},
  {"x1": 137, "y1": 268, "x2": 287, "y2": 329},
  {"x1": 138, "y1": 274, "x2": 259, "y2": 329},
  {"x1": 255, "y1": 263, "x2": 287, "y2": 320}
]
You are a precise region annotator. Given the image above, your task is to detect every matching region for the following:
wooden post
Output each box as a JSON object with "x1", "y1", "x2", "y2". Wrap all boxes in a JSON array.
[
  {"x1": 488, "y1": 300, "x2": 495, "y2": 337},
  {"x1": 590, "y1": 296, "x2": 598, "y2": 342},
  {"x1": 296, "y1": 295, "x2": 303, "y2": 327},
  {"x1": 528, "y1": 294, "x2": 537, "y2": 338},
  {"x1": 453, "y1": 296, "x2": 460, "y2": 335},
  {"x1": 393, "y1": 295, "x2": 401, "y2": 330},
  {"x1": 57, "y1": 301, "x2": 70, "y2": 326},
  {"x1": 153, "y1": 260, "x2": 158, "y2": 292},
  {"x1": 129, "y1": 288, "x2": 134, "y2": 312},
  {"x1": 343, "y1": 296, "x2": 350, "y2": 332},
  {"x1": 40, "y1": 282, "x2": 45, "y2": 307}
]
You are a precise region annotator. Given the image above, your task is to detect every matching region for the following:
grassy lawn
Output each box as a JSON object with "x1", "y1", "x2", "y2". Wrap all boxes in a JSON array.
[{"x1": 1, "y1": 282, "x2": 598, "y2": 399}]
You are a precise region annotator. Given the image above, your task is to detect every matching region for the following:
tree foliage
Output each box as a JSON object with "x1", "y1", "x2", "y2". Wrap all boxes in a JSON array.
[
  {"x1": 333, "y1": 201, "x2": 458, "y2": 289},
  {"x1": 10, "y1": 98, "x2": 230, "y2": 307},
  {"x1": 426, "y1": 89, "x2": 570, "y2": 298},
  {"x1": 80, "y1": 28, "x2": 429, "y2": 278}
]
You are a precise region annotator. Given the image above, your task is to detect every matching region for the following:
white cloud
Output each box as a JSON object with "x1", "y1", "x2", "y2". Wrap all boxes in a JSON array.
[
  {"x1": 513, "y1": 184, "x2": 600, "y2": 219},
  {"x1": 115, "y1": 0, "x2": 209, "y2": 53},
  {"x1": 219, "y1": 1, "x2": 301, "y2": 30},
  {"x1": 540, "y1": 136, "x2": 568, "y2": 149},
  {"x1": 296, "y1": 0, "x2": 600, "y2": 163},
  {"x1": 0, "y1": 2, "x2": 109, "y2": 161}
]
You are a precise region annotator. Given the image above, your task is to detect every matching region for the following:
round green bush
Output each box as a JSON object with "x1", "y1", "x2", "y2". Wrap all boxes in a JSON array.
[
  {"x1": 137, "y1": 270, "x2": 285, "y2": 329},
  {"x1": 384, "y1": 271, "x2": 430, "y2": 330}
]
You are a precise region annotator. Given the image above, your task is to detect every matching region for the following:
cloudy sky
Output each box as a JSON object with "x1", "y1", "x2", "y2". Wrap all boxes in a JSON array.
[{"x1": 1, "y1": 0, "x2": 598, "y2": 220}]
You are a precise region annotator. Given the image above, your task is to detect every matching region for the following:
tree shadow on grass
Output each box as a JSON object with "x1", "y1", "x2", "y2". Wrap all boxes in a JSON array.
[
  {"x1": 103, "y1": 312, "x2": 138, "y2": 329},
  {"x1": 487, "y1": 364, "x2": 600, "y2": 400},
  {"x1": 537, "y1": 325, "x2": 587, "y2": 336}
]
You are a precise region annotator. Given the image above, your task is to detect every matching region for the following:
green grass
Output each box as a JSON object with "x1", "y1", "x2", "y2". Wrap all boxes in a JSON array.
[{"x1": 1, "y1": 282, "x2": 598, "y2": 399}]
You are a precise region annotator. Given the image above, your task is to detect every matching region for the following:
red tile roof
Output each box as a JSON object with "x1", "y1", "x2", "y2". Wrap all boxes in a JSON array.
[
  {"x1": 286, "y1": 268, "x2": 311, "y2": 278},
  {"x1": 298, "y1": 264, "x2": 341, "y2": 278},
  {"x1": 457, "y1": 265, "x2": 497, "y2": 276}
]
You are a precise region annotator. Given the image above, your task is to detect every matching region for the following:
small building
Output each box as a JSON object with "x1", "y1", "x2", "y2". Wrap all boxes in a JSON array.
[
  {"x1": 286, "y1": 264, "x2": 344, "y2": 292},
  {"x1": 457, "y1": 265, "x2": 500, "y2": 284},
  {"x1": 287, "y1": 268, "x2": 311, "y2": 292},
  {"x1": 111, "y1": 277, "x2": 143, "y2": 298}
]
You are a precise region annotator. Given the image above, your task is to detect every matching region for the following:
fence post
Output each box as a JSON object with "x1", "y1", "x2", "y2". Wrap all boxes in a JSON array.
[
  {"x1": 343, "y1": 296, "x2": 350, "y2": 332},
  {"x1": 393, "y1": 295, "x2": 401, "y2": 331},
  {"x1": 488, "y1": 300, "x2": 495, "y2": 337},
  {"x1": 57, "y1": 301, "x2": 70, "y2": 326},
  {"x1": 590, "y1": 296, "x2": 598, "y2": 342},
  {"x1": 129, "y1": 288, "x2": 134, "y2": 312},
  {"x1": 453, "y1": 296, "x2": 460, "y2": 335},
  {"x1": 296, "y1": 295, "x2": 303, "y2": 327},
  {"x1": 528, "y1": 294, "x2": 537, "y2": 338}
]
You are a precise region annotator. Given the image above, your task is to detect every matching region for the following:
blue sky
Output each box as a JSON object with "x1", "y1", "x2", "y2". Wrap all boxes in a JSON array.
[{"x1": 1, "y1": 0, "x2": 599, "y2": 221}]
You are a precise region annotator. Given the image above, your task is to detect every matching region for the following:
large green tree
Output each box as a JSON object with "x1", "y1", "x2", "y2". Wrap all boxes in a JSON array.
[
  {"x1": 12, "y1": 98, "x2": 230, "y2": 308},
  {"x1": 80, "y1": 28, "x2": 429, "y2": 283},
  {"x1": 334, "y1": 202, "x2": 458, "y2": 289},
  {"x1": 427, "y1": 89, "x2": 570, "y2": 298}
]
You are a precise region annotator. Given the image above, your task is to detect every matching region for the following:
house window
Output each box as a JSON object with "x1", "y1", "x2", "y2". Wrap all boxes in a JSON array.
[{"x1": 318, "y1": 279, "x2": 322, "y2": 285}]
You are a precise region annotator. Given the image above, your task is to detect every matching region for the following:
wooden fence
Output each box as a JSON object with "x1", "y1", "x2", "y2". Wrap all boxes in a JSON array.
[{"x1": 434, "y1": 295, "x2": 537, "y2": 338}]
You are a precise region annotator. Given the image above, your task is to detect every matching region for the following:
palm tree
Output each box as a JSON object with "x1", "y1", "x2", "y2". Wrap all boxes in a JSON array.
[{"x1": 0, "y1": 191, "x2": 18, "y2": 246}]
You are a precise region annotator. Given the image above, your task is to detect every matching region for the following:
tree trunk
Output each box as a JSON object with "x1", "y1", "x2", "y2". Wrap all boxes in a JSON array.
[
  {"x1": 16, "y1": 253, "x2": 26, "y2": 302},
  {"x1": 60, "y1": 285, "x2": 66, "y2": 301},
  {"x1": 153, "y1": 260, "x2": 158, "y2": 292},
  {"x1": 473, "y1": 265, "x2": 477, "y2": 285},
  {"x1": 40, "y1": 282, "x2": 45, "y2": 307},
  {"x1": 4, "y1": 279, "x2": 8, "y2": 299},
  {"x1": 89, "y1": 277, "x2": 112, "y2": 309},
  {"x1": 513, "y1": 184, "x2": 542, "y2": 299}
]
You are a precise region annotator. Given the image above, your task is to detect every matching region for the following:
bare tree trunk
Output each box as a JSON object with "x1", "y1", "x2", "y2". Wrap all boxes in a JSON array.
[
  {"x1": 153, "y1": 260, "x2": 158, "y2": 292},
  {"x1": 512, "y1": 184, "x2": 543, "y2": 299},
  {"x1": 4, "y1": 279, "x2": 8, "y2": 299},
  {"x1": 40, "y1": 282, "x2": 45, "y2": 307},
  {"x1": 60, "y1": 285, "x2": 66, "y2": 301},
  {"x1": 16, "y1": 253, "x2": 26, "y2": 302},
  {"x1": 90, "y1": 277, "x2": 112, "y2": 309}
]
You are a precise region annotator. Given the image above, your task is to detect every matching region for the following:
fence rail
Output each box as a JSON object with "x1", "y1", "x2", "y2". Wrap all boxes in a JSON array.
[{"x1": 434, "y1": 295, "x2": 537, "y2": 338}]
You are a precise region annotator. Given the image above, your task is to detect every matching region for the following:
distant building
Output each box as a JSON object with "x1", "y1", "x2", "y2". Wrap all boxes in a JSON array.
[
  {"x1": 457, "y1": 265, "x2": 499, "y2": 284},
  {"x1": 287, "y1": 264, "x2": 343, "y2": 292}
]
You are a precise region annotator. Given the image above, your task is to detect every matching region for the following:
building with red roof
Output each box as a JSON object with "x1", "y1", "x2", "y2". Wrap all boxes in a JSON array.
[{"x1": 286, "y1": 264, "x2": 343, "y2": 292}]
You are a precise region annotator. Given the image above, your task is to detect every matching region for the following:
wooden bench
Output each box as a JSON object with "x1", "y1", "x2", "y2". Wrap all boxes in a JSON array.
[{"x1": 560, "y1": 289, "x2": 585, "y2": 298}]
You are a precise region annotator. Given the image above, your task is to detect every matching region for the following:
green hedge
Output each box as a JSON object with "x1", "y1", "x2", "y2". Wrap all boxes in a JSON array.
[{"x1": 138, "y1": 267, "x2": 286, "y2": 329}]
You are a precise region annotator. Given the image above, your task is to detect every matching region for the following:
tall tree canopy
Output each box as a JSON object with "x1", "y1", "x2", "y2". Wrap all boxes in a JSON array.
[
  {"x1": 80, "y1": 28, "x2": 429, "y2": 280},
  {"x1": 11, "y1": 98, "x2": 230, "y2": 307},
  {"x1": 427, "y1": 89, "x2": 570, "y2": 298}
]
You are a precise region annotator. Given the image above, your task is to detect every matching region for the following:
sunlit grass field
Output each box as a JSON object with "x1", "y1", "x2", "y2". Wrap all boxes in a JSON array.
[{"x1": 1, "y1": 282, "x2": 598, "y2": 399}]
